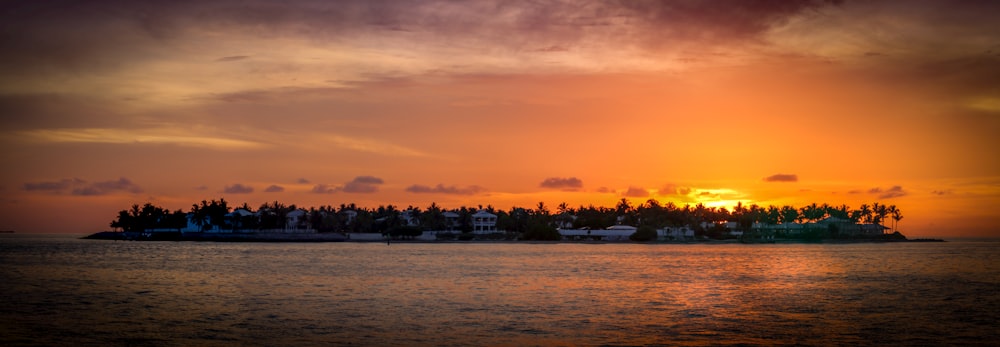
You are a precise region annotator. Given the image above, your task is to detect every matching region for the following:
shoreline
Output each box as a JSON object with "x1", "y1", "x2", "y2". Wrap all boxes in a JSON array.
[{"x1": 80, "y1": 231, "x2": 944, "y2": 244}]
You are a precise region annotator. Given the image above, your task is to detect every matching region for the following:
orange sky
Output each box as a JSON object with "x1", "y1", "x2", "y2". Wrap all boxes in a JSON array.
[{"x1": 1, "y1": 1, "x2": 998, "y2": 238}]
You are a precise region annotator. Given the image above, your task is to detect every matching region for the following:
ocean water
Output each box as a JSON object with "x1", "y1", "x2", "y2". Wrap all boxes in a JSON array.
[{"x1": 1, "y1": 235, "x2": 997, "y2": 346}]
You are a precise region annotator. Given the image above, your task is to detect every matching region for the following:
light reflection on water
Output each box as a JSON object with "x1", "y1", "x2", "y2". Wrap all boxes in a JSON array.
[{"x1": 1, "y1": 236, "x2": 997, "y2": 346}]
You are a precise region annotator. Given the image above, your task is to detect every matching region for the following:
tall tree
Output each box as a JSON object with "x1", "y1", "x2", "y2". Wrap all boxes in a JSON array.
[
  {"x1": 858, "y1": 204, "x2": 873, "y2": 224},
  {"x1": 873, "y1": 202, "x2": 888, "y2": 232},
  {"x1": 780, "y1": 205, "x2": 799, "y2": 224},
  {"x1": 889, "y1": 205, "x2": 903, "y2": 233}
]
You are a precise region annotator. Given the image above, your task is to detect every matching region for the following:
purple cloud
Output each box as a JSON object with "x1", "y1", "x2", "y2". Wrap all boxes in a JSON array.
[
  {"x1": 763, "y1": 174, "x2": 798, "y2": 182},
  {"x1": 312, "y1": 176, "x2": 384, "y2": 194},
  {"x1": 872, "y1": 185, "x2": 907, "y2": 199},
  {"x1": 311, "y1": 184, "x2": 338, "y2": 194},
  {"x1": 264, "y1": 184, "x2": 284, "y2": 193},
  {"x1": 623, "y1": 186, "x2": 649, "y2": 198},
  {"x1": 698, "y1": 191, "x2": 720, "y2": 198},
  {"x1": 216, "y1": 55, "x2": 250, "y2": 62},
  {"x1": 24, "y1": 177, "x2": 142, "y2": 196},
  {"x1": 23, "y1": 178, "x2": 83, "y2": 192},
  {"x1": 342, "y1": 176, "x2": 384, "y2": 193},
  {"x1": 72, "y1": 178, "x2": 143, "y2": 196},
  {"x1": 659, "y1": 184, "x2": 692, "y2": 195},
  {"x1": 406, "y1": 184, "x2": 485, "y2": 195},
  {"x1": 223, "y1": 183, "x2": 254, "y2": 194},
  {"x1": 539, "y1": 177, "x2": 583, "y2": 190}
]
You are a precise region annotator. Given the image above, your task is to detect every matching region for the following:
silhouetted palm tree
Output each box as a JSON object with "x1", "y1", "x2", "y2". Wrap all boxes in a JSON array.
[
  {"x1": 873, "y1": 203, "x2": 888, "y2": 233},
  {"x1": 858, "y1": 204, "x2": 872, "y2": 224},
  {"x1": 889, "y1": 205, "x2": 903, "y2": 233}
]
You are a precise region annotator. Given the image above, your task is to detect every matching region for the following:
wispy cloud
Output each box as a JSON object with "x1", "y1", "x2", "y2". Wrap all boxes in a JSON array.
[
  {"x1": 16, "y1": 128, "x2": 264, "y2": 150},
  {"x1": 311, "y1": 184, "x2": 338, "y2": 194},
  {"x1": 539, "y1": 177, "x2": 583, "y2": 190},
  {"x1": 406, "y1": 184, "x2": 485, "y2": 195},
  {"x1": 763, "y1": 173, "x2": 798, "y2": 182},
  {"x1": 658, "y1": 184, "x2": 692, "y2": 196},
  {"x1": 324, "y1": 135, "x2": 425, "y2": 157},
  {"x1": 623, "y1": 186, "x2": 649, "y2": 198},
  {"x1": 312, "y1": 176, "x2": 385, "y2": 194},
  {"x1": 216, "y1": 55, "x2": 250, "y2": 62},
  {"x1": 869, "y1": 185, "x2": 908, "y2": 199},
  {"x1": 24, "y1": 177, "x2": 142, "y2": 196},
  {"x1": 223, "y1": 183, "x2": 254, "y2": 194},
  {"x1": 23, "y1": 178, "x2": 84, "y2": 192}
]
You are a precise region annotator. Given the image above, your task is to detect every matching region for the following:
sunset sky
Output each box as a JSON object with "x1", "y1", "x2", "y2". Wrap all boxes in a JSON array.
[{"x1": 1, "y1": 0, "x2": 998, "y2": 238}]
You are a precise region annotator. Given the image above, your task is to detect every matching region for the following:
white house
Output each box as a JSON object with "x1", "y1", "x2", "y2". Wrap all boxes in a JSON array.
[
  {"x1": 471, "y1": 210, "x2": 498, "y2": 234},
  {"x1": 285, "y1": 209, "x2": 311, "y2": 232},
  {"x1": 554, "y1": 212, "x2": 577, "y2": 229},
  {"x1": 400, "y1": 210, "x2": 420, "y2": 227},
  {"x1": 185, "y1": 213, "x2": 224, "y2": 233},
  {"x1": 341, "y1": 210, "x2": 358, "y2": 224},
  {"x1": 442, "y1": 211, "x2": 460, "y2": 231}
]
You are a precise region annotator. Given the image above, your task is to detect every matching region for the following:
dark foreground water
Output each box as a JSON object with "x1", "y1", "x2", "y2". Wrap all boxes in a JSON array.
[{"x1": 1, "y1": 235, "x2": 997, "y2": 346}]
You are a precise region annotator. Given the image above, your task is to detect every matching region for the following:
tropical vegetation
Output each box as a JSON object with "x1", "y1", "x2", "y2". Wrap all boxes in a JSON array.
[{"x1": 109, "y1": 198, "x2": 903, "y2": 241}]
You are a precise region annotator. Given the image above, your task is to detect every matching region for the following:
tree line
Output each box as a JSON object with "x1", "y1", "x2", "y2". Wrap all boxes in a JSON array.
[{"x1": 109, "y1": 198, "x2": 903, "y2": 241}]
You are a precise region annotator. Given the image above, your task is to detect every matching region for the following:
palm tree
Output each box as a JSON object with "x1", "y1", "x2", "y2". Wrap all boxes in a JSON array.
[
  {"x1": 831, "y1": 204, "x2": 851, "y2": 219},
  {"x1": 780, "y1": 205, "x2": 799, "y2": 224},
  {"x1": 890, "y1": 206, "x2": 903, "y2": 233},
  {"x1": 190, "y1": 203, "x2": 208, "y2": 231},
  {"x1": 873, "y1": 203, "x2": 888, "y2": 233},
  {"x1": 556, "y1": 202, "x2": 571, "y2": 215},
  {"x1": 858, "y1": 204, "x2": 872, "y2": 224},
  {"x1": 765, "y1": 205, "x2": 781, "y2": 225}
]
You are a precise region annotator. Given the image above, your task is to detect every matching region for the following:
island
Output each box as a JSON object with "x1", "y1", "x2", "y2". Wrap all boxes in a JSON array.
[{"x1": 84, "y1": 198, "x2": 942, "y2": 243}]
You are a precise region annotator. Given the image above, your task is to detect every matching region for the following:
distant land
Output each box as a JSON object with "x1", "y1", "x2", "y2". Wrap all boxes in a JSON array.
[{"x1": 82, "y1": 199, "x2": 946, "y2": 243}]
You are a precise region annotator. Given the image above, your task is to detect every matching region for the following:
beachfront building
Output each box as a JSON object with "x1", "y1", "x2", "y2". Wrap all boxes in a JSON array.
[
  {"x1": 471, "y1": 210, "x2": 498, "y2": 234},
  {"x1": 559, "y1": 225, "x2": 637, "y2": 241},
  {"x1": 554, "y1": 212, "x2": 577, "y2": 229},
  {"x1": 341, "y1": 210, "x2": 358, "y2": 224},
  {"x1": 225, "y1": 208, "x2": 256, "y2": 232},
  {"x1": 400, "y1": 209, "x2": 420, "y2": 227},
  {"x1": 658, "y1": 226, "x2": 695, "y2": 241},
  {"x1": 716, "y1": 217, "x2": 891, "y2": 241},
  {"x1": 442, "y1": 211, "x2": 460, "y2": 232},
  {"x1": 471, "y1": 210, "x2": 497, "y2": 234},
  {"x1": 816, "y1": 217, "x2": 889, "y2": 237},
  {"x1": 184, "y1": 213, "x2": 222, "y2": 233},
  {"x1": 285, "y1": 209, "x2": 311, "y2": 232}
]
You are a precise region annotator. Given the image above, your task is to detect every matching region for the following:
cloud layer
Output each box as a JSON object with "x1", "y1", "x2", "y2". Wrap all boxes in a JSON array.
[
  {"x1": 869, "y1": 186, "x2": 908, "y2": 199},
  {"x1": 23, "y1": 177, "x2": 142, "y2": 196},
  {"x1": 623, "y1": 186, "x2": 649, "y2": 198},
  {"x1": 764, "y1": 174, "x2": 798, "y2": 182},
  {"x1": 223, "y1": 183, "x2": 254, "y2": 194},
  {"x1": 312, "y1": 176, "x2": 385, "y2": 194},
  {"x1": 540, "y1": 177, "x2": 583, "y2": 190},
  {"x1": 406, "y1": 184, "x2": 485, "y2": 195}
]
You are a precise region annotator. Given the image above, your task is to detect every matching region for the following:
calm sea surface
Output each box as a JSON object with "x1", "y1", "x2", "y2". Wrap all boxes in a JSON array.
[{"x1": 1, "y1": 234, "x2": 997, "y2": 346}]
